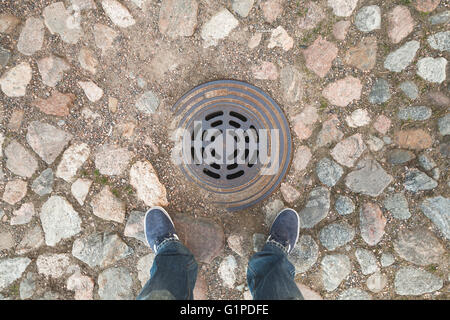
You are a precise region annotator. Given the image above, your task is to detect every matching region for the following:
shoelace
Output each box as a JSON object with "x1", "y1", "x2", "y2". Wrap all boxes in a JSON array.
[
  {"x1": 154, "y1": 234, "x2": 179, "y2": 253},
  {"x1": 267, "y1": 234, "x2": 290, "y2": 253}
]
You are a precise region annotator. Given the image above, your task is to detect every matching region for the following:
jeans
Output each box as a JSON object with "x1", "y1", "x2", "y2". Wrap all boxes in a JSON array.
[{"x1": 137, "y1": 240, "x2": 304, "y2": 300}]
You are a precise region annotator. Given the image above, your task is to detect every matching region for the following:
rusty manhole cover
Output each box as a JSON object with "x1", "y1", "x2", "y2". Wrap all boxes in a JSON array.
[{"x1": 172, "y1": 80, "x2": 292, "y2": 211}]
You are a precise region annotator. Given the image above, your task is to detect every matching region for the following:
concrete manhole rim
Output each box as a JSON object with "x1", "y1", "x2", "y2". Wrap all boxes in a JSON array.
[{"x1": 172, "y1": 80, "x2": 292, "y2": 211}]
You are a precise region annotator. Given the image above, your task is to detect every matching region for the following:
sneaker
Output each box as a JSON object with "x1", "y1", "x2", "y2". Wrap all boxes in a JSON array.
[
  {"x1": 266, "y1": 208, "x2": 300, "y2": 254},
  {"x1": 144, "y1": 206, "x2": 179, "y2": 253}
]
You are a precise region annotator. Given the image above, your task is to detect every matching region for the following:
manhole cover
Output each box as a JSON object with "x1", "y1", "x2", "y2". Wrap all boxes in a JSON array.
[{"x1": 171, "y1": 80, "x2": 292, "y2": 211}]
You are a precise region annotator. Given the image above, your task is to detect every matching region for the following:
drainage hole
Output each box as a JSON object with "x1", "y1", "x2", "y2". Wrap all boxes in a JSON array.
[
  {"x1": 230, "y1": 111, "x2": 247, "y2": 122},
  {"x1": 227, "y1": 163, "x2": 238, "y2": 170},
  {"x1": 226, "y1": 170, "x2": 245, "y2": 180},
  {"x1": 229, "y1": 120, "x2": 241, "y2": 128},
  {"x1": 211, "y1": 120, "x2": 223, "y2": 127},
  {"x1": 203, "y1": 168, "x2": 220, "y2": 179},
  {"x1": 210, "y1": 163, "x2": 221, "y2": 170},
  {"x1": 205, "y1": 111, "x2": 224, "y2": 121}
]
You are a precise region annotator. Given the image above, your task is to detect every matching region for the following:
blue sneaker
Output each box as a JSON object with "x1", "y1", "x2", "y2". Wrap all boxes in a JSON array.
[
  {"x1": 144, "y1": 206, "x2": 179, "y2": 253},
  {"x1": 266, "y1": 208, "x2": 300, "y2": 254}
]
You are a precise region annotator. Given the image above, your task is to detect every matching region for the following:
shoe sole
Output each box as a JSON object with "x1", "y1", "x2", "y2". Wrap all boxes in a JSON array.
[
  {"x1": 144, "y1": 206, "x2": 176, "y2": 249},
  {"x1": 270, "y1": 208, "x2": 300, "y2": 252}
]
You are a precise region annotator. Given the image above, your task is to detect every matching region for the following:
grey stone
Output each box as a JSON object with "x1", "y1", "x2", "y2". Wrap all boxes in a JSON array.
[
  {"x1": 298, "y1": 187, "x2": 330, "y2": 229},
  {"x1": 438, "y1": 114, "x2": 450, "y2": 136},
  {"x1": 101, "y1": 0, "x2": 135, "y2": 28},
  {"x1": 290, "y1": 235, "x2": 319, "y2": 273},
  {"x1": 95, "y1": 144, "x2": 133, "y2": 176},
  {"x1": 57, "y1": 143, "x2": 91, "y2": 182},
  {"x1": 398, "y1": 106, "x2": 432, "y2": 121},
  {"x1": 384, "y1": 193, "x2": 411, "y2": 220},
  {"x1": 129, "y1": 161, "x2": 168, "y2": 207},
  {"x1": 345, "y1": 158, "x2": 393, "y2": 197},
  {"x1": 98, "y1": 267, "x2": 134, "y2": 300},
  {"x1": 158, "y1": 0, "x2": 198, "y2": 38},
  {"x1": 429, "y1": 11, "x2": 450, "y2": 25},
  {"x1": 37, "y1": 55, "x2": 70, "y2": 87},
  {"x1": 70, "y1": 0, "x2": 97, "y2": 10},
  {"x1": 218, "y1": 255, "x2": 237, "y2": 288},
  {"x1": 316, "y1": 158, "x2": 344, "y2": 187},
  {"x1": 404, "y1": 169, "x2": 438, "y2": 192},
  {"x1": 439, "y1": 142, "x2": 450, "y2": 158},
  {"x1": 394, "y1": 228, "x2": 445, "y2": 266},
  {"x1": 321, "y1": 254, "x2": 351, "y2": 292},
  {"x1": 359, "y1": 202, "x2": 386, "y2": 246},
  {"x1": 366, "y1": 272, "x2": 387, "y2": 293},
  {"x1": 427, "y1": 31, "x2": 450, "y2": 53},
  {"x1": 232, "y1": 0, "x2": 254, "y2": 17},
  {"x1": 263, "y1": 199, "x2": 284, "y2": 226},
  {"x1": 5, "y1": 140, "x2": 38, "y2": 178},
  {"x1": 26, "y1": 121, "x2": 73, "y2": 165},
  {"x1": 399, "y1": 81, "x2": 418, "y2": 100},
  {"x1": 43, "y1": 2, "x2": 83, "y2": 44},
  {"x1": 124, "y1": 211, "x2": 146, "y2": 244},
  {"x1": 71, "y1": 178, "x2": 92, "y2": 205},
  {"x1": 384, "y1": 41, "x2": 420, "y2": 72},
  {"x1": 200, "y1": 8, "x2": 239, "y2": 47},
  {"x1": 354, "y1": 6, "x2": 381, "y2": 33},
  {"x1": 280, "y1": 65, "x2": 303, "y2": 103},
  {"x1": 319, "y1": 223, "x2": 355, "y2": 251},
  {"x1": 0, "y1": 62, "x2": 32, "y2": 97},
  {"x1": 0, "y1": 46, "x2": 10, "y2": 67},
  {"x1": 93, "y1": 23, "x2": 118, "y2": 53},
  {"x1": 91, "y1": 186, "x2": 125, "y2": 223},
  {"x1": 369, "y1": 78, "x2": 391, "y2": 104},
  {"x1": 431, "y1": 167, "x2": 440, "y2": 180},
  {"x1": 418, "y1": 153, "x2": 437, "y2": 171},
  {"x1": 31, "y1": 168, "x2": 54, "y2": 196},
  {"x1": 387, "y1": 149, "x2": 415, "y2": 165},
  {"x1": 40, "y1": 196, "x2": 82, "y2": 246},
  {"x1": 78, "y1": 81, "x2": 103, "y2": 102},
  {"x1": 335, "y1": 196, "x2": 355, "y2": 216},
  {"x1": 72, "y1": 232, "x2": 133, "y2": 268},
  {"x1": 137, "y1": 253, "x2": 155, "y2": 287},
  {"x1": 17, "y1": 17, "x2": 44, "y2": 56},
  {"x1": 38, "y1": 291, "x2": 60, "y2": 300},
  {"x1": 420, "y1": 196, "x2": 450, "y2": 240},
  {"x1": 135, "y1": 91, "x2": 160, "y2": 114},
  {"x1": 16, "y1": 225, "x2": 45, "y2": 255},
  {"x1": 253, "y1": 233, "x2": 266, "y2": 252},
  {"x1": 20, "y1": 273, "x2": 35, "y2": 300},
  {"x1": 36, "y1": 253, "x2": 75, "y2": 278},
  {"x1": 327, "y1": 0, "x2": 358, "y2": 17},
  {"x1": 394, "y1": 267, "x2": 443, "y2": 295},
  {"x1": 367, "y1": 136, "x2": 384, "y2": 151},
  {"x1": 338, "y1": 288, "x2": 372, "y2": 300},
  {"x1": 380, "y1": 252, "x2": 395, "y2": 267},
  {"x1": 417, "y1": 57, "x2": 447, "y2": 84},
  {"x1": 11, "y1": 202, "x2": 35, "y2": 225},
  {"x1": 0, "y1": 257, "x2": 31, "y2": 290},
  {"x1": 383, "y1": 136, "x2": 392, "y2": 145},
  {"x1": 355, "y1": 248, "x2": 379, "y2": 275},
  {"x1": 0, "y1": 231, "x2": 14, "y2": 250}
]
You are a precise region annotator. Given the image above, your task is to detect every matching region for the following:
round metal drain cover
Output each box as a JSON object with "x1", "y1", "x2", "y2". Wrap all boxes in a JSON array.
[{"x1": 172, "y1": 80, "x2": 292, "y2": 211}]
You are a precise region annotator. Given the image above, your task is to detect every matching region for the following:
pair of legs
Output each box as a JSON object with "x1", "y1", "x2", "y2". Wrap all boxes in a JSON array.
[{"x1": 136, "y1": 207, "x2": 304, "y2": 300}]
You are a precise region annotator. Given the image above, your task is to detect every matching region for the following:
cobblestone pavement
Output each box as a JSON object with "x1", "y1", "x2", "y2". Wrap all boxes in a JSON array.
[{"x1": 0, "y1": 0, "x2": 449, "y2": 300}]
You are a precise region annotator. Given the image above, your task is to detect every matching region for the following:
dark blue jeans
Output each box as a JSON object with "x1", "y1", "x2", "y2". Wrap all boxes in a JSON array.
[{"x1": 137, "y1": 240, "x2": 303, "y2": 300}]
